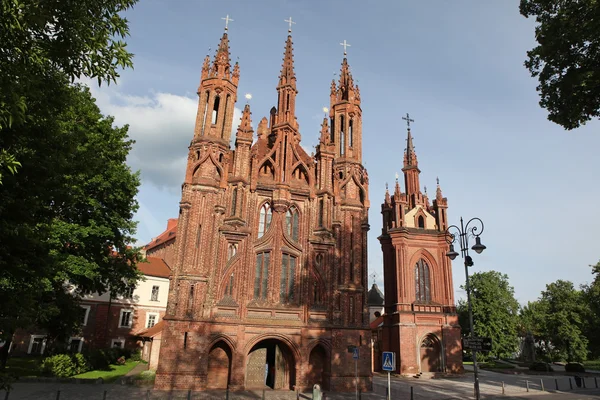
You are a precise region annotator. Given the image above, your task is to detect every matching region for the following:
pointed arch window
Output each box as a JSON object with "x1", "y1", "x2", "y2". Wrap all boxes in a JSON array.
[
  {"x1": 415, "y1": 259, "x2": 431, "y2": 302},
  {"x1": 227, "y1": 243, "x2": 237, "y2": 260},
  {"x1": 231, "y1": 186, "x2": 238, "y2": 216},
  {"x1": 286, "y1": 207, "x2": 299, "y2": 241},
  {"x1": 254, "y1": 252, "x2": 270, "y2": 300},
  {"x1": 258, "y1": 203, "x2": 272, "y2": 238},
  {"x1": 418, "y1": 215, "x2": 425, "y2": 229},
  {"x1": 211, "y1": 96, "x2": 220, "y2": 124},
  {"x1": 349, "y1": 119, "x2": 354, "y2": 148},
  {"x1": 280, "y1": 254, "x2": 296, "y2": 303}
]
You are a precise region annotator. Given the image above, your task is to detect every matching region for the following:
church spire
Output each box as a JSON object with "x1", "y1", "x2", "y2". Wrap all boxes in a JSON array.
[
  {"x1": 236, "y1": 104, "x2": 253, "y2": 139},
  {"x1": 211, "y1": 31, "x2": 232, "y2": 79},
  {"x1": 274, "y1": 18, "x2": 298, "y2": 127},
  {"x1": 401, "y1": 113, "x2": 421, "y2": 204}
]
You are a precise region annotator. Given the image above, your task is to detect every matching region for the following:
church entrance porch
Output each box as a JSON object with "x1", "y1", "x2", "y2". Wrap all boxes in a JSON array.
[
  {"x1": 419, "y1": 334, "x2": 442, "y2": 372},
  {"x1": 245, "y1": 339, "x2": 295, "y2": 390}
]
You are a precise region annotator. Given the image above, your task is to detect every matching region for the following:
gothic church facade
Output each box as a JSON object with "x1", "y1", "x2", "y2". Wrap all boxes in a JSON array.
[
  {"x1": 379, "y1": 127, "x2": 462, "y2": 375},
  {"x1": 154, "y1": 27, "x2": 372, "y2": 391}
]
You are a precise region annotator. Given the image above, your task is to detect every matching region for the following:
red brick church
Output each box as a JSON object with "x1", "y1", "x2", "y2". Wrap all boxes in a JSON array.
[
  {"x1": 153, "y1": 25, "x2": 372, "y2": 391},
  {"x1": 378, "y1": 122, "x2": 463, "y2": 375}
]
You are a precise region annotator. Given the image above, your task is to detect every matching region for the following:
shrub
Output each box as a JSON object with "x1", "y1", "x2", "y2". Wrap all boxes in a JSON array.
[
  {"x1": 565, "y1": 362, "x2": 586, "y2": 373},
  {"x1": 529, "y1": 362, "x2": 554, "y2": 372},
  {"x1": 42, "y1": 354, "x2": 77, "y2": 377},
  {"x1": 130, "y1": 349, "x2": 142, "y2": 362},
  {"x1": 73, "y1": 353, "x2": 91, "y2": 375},
  {"x1": 85, "y1": 349, "x2": 110, "y2": 370}
]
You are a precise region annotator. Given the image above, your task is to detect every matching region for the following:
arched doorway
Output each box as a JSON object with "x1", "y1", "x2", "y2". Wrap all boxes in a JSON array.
[
  {"x1": 419, "y1": 334, "x2": 442, "y2": 372},
  {"x1": 246, "y1": 339, "x2": 296, "y2": 390},
  {"x1": 307, "y1": 344, "x2": 330, "y2": 390},
  {"x1": 206, "y1": 341, "x2": 232, "y2": 389}
]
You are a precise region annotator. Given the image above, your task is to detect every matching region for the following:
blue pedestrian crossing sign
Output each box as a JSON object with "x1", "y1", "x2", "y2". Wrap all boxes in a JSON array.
[
  {"x1": 382, "y1": 351, "x2": 395, "y2": 372},
  {"x1": 352, "y1": 347, "x2": 359, "y2": 360}
]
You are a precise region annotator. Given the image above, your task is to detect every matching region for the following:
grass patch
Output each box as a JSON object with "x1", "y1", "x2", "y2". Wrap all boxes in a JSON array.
[
  {"x1": 4, "y1": 356, "x2": 44, "y2": 377},
  {"x1": 479, "y1": 361, "x2": 515, "y2": 370},
  {"x1": 73, "y1": 360, "x2": 139, "y2": 383},
  {"x1": 583, "y1": 360, "x2": 600, "y2": 370}
]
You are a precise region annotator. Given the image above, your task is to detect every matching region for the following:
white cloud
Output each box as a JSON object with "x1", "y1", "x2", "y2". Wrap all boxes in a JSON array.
[{"x1": 86, "y1": 81, "x2": 242, "y2": 191}]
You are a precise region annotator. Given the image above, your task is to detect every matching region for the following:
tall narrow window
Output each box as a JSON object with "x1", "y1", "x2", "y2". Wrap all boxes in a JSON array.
[
  {"x1": 280, "y1": 254, "x2": 296, "y2": 303},
  {"x1": 202, "y1": 91, "x2": 210, "y2": 135},
  {"x1": 318, "y1": 198, "x2": 324, "y2": 227},
  {"x1": 211, "y1": 96, "x2": 220, "y2": 124},
  {"x1": 221, "y1": 95, "x2": 229, "y2": 138},
  {"x1": 187, "y1": 285, "x2": 195, "y2": 314},
  {"x1": 313, "y1": 280, "x2": 321, "y2": 305},
  {"x1": 349, "y1": 119, "x2": 354, "y2": 147},
  {"x1": 340, "y1": 115, "x2": 345, "y2": 156},
  {"x1": 349, "y1": 216, "x2": 354, "y2": 282},
  {"x1": 254, "y1": 252, "x2": 270, "y2": 300},
  {"x1": 415, "y1": 259, "x2": 431, "y2": 302},
  {"x1": 418, "y1": 215, "x2": 425, "y2": 229},
  {"x1": 286, "y1": 207, "x2": 299, "y2": 241},
  {"x1": 150, "y1": 285, "x2": 159, "y2": 301},
  {"x1": 195, "y1": 224, "x2": 202, "y2": 248},
  {"x1": 231, "y1": 187, "x2": 238, "y2": 216},
  {"x1": 227, "y1": 274, "x2": 234, "y2": 296},
  {"x1": 258, "y1": 203, "x2": 272, "y2": 238},
  {"x1": 286, "y1": 93, "x2": 290, "y2": 111},
  {"x1": 330, "y1": 117, "x2": 335, "y2": 143}
]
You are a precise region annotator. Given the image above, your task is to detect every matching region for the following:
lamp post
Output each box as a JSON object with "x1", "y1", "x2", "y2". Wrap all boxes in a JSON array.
[{"x1": 445, "y1": 217, "x2": 486, "y2": 400}]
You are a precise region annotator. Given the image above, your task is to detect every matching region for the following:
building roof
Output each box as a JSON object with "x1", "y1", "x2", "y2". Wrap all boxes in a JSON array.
[
  {"x1": 367, "y1": 283, "x2": 384, "y2": 306},
  {"x1": 144, "y1": 218, "x2": 178, "y2": 251},
  {"x1": 135, "y1": 320, "x2": 164, "y2": 338},
  {"x1": 370, "y1": 315, "x2": 384, "y2": 330},
  {"x1": 137, "y1": 257, "x2": 171, "y2": 279}
]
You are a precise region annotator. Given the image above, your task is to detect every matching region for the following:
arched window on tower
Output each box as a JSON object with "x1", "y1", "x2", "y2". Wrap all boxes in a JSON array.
[
  {"x1": 202, "y1": 91, "x2": 210, "y2": 135},
  {"x1": 286, "y1": 207, "x2": 299, "y2": 241},
  {"x1": 211, "y1": 96, "x2": 220, "y2": 125},
  {"x1": 258, "y1": 203, "x2": 272, "y2": 238},
  {"x1": 418, "y1": 215, "x2": 425, "y2": 229},
  {"x1": 340, "y1": 115, "x2": 345, "y2": 156},
  {"x1": 227, "y1": 243, "x2": 237, "y2": 260},
  {"x1": 349, "y1": 119, "x2": 354, "y2": 147},
  {"x1": 415, "y1": 259, "x2": 431, "y2": 302}
]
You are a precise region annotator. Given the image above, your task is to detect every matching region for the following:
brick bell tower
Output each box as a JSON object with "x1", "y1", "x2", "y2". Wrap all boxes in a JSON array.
[
  {"x1": 155, "y1": 22, "x2": 372, "y2": 392},
  {"x1": 378, "y1": 116, "x2": 462, "y2": 375}
]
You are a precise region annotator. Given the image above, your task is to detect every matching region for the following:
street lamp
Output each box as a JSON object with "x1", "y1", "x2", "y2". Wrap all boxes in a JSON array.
[{"x1": 445, "y1": 217, "x2": 486, "y2": 400}]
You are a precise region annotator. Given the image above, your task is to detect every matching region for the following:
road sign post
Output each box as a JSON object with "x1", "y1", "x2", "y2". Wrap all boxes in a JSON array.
[{"x1": 382, "y1": 352, "x2": 395, "y2": 400}]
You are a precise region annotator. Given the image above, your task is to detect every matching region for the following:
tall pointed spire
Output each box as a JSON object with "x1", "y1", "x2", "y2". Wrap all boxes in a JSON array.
[
  {"x1": 278, "y1": 33, "x2": 296, "y2": 88},
  {"x1": 236, "y1": 104, "x2": 253, "y2": 139},
  {"x1": 274, "y1": 19, "x2": 298, "y2": 127},
  {"x1": 404, "y1": 128, "x2": 418, "y2": 167},
  {"x1": 211, "y1": 31, "x2": 232, "y2": 79}
]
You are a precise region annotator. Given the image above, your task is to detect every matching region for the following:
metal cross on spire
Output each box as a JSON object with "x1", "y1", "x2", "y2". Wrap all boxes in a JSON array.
[
  {"x1": 369, "y1": 272, "x2": 378, "y2": 285},
  {"x1": 221, "y1": 14, "x2": 234, "y2": 31},
  {"x1": 402, "y1": 113, "x2": 414, "y2": 130},
  {"x1": 340, "y1": 40, "x2": 351, "y2": 56},
  {"x1": 284, "y1": 17, "x2": 296, "y2": 33}
]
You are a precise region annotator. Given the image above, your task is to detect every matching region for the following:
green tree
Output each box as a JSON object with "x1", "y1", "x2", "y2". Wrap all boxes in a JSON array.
[
  {"x1": 0, "y1": 74, "x2": 141, "y2": 368},
  {"x1": 457, "y1": 271, "x2": 520, "y2": 359},
  {"x1": 519, "y1": 0, "x2": 600, "y2": 130},
  {"x1": 539, "y1": 280, "x2": 588, "y2": 362},
  {"x1": 519, "y1": 300, "x2": 552, "y2": 359},
  {"x1": 0, "y1": 0, "x2": 138, "y2": 181},
  {"x1": 582, "y1": 261, "x2": 600, "y2": 358}
]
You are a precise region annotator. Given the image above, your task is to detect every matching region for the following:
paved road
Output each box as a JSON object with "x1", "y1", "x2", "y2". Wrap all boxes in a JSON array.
[{"x1": 4, "y1": 369, "x2": 600, "y2": 400}]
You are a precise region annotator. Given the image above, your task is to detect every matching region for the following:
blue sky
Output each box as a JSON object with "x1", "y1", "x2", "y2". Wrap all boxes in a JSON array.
[{"x1": 88, "y1": 0, "x2": 600, "y2": 305}]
